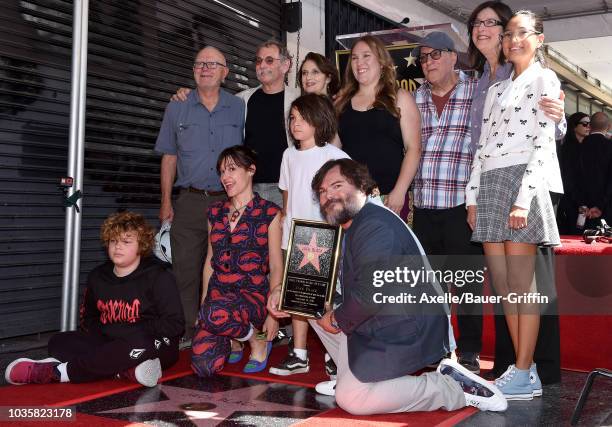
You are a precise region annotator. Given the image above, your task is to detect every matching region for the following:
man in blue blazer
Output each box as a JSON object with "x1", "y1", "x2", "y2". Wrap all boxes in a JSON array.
[{"x1": 269, "y1": 159, "x2": 507, "y2": 415}]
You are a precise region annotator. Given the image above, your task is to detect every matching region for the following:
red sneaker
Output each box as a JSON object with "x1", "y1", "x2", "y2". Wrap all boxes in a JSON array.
[
  {"x1": 117, "y1": 358, "x2": 161, "y2": 387},
  {"x1": 5, "y1": 358, "x2": 61, "y2": 385}
]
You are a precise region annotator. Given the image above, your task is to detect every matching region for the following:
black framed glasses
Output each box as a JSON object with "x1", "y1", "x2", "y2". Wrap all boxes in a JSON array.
[
  {"x1": 418, "y1": 49, "x2": 451, "y2": 64},
  {"x1": 500, "y1": 29, "x2": 541, "y2": 41},
  {"x1": 255, "y1": 56, "x2": 282, "y2": 65},
  {"x1": 193, "y1": 61, "x2": 226, "y2": 70},
  {"x1": 470, "y1": 19, "x2": 503, "y2": 27},
  {"x1": 578, "y1": 121, "x2": 591, "y2": 127}
]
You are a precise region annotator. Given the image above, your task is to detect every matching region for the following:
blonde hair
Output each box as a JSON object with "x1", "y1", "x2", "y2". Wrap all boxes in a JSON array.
[{"x1": 335, "y1": 35, "x2": 400, "y2": 118}]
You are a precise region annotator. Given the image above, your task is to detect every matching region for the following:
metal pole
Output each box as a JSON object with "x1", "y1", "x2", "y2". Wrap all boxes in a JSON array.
[
  {"x1": 68, "y1": 0, "x2": 89, "y2": 330},
  {"x1": 61, "y1": 0, "x2": 89, "y2": 331}
]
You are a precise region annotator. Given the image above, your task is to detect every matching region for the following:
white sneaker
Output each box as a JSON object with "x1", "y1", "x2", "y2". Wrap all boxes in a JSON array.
[
  {"x1": 315, "y1": 379, "x2": 336, "y2": 396},
  {"x1": 438, "y1": 359, "x2": 507, "y2": 412},
  {"x1": 138, "y1": 358, "x2": 162, "y2": 387}
]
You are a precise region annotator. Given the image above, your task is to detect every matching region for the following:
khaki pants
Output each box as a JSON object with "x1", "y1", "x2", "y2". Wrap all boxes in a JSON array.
[
  {"x1": 308, "y1": 320, "x2": 466, "y2": 415},
  {"x1": 170, "y1": 189, "x2": 224, "y2": 338}
]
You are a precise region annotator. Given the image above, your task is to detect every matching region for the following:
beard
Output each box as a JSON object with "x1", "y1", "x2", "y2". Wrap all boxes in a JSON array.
[{"x1": 321, "y1": 193, "x2": 361, "y2": 226}]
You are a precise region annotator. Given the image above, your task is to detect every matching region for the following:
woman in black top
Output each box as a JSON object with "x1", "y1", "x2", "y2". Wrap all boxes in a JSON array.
[
  {"x1": 557, "y1": 112, "x2": 590, "y2": 234},
  {"x1": 335, "y1": 35, "x2": 421, "y2": 214}
]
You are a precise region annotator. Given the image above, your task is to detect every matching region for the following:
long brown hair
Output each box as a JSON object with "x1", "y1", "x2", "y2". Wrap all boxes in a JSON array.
[
  {"x1": 334, "y1": 35, "x2": 400, "y2": 118},
  {"x1": 467, "y1": 1, "x2": 512, "y2": 72}
]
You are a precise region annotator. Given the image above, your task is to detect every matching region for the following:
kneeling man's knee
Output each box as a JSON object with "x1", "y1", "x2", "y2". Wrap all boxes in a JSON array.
[{"x1": 335, "y1": 385, "x2": 373, "y2": 416}]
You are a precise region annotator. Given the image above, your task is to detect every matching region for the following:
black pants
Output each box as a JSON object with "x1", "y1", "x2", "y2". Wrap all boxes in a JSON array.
[
  {"x1": 413, "y1": 204, "x2": 483, "y2": 353},
  {"x1": 48, "y1": 331, "x2": 179, "y2": 383}
]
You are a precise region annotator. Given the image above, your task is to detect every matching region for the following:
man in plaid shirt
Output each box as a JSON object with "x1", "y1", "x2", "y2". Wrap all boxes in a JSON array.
[{"x1": 412, "y1": 32, "x2": 483, "y2": 374}]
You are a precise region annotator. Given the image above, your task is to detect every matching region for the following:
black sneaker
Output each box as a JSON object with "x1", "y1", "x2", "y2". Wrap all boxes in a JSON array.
[
  {"x1": 324, "y1": 353, "x2": 337, "y2": 378},
  {"x1": 458, "y1": 352, "x2": 480, "y2": 374},
  {"x1": 268, "y1": 351, "x2": 309, "y2": 376}
]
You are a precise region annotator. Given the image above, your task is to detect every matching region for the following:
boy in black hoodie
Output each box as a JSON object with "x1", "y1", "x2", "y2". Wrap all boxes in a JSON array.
[{"x1": 5, "y1": 212, "x2": 185, "y2": 387}]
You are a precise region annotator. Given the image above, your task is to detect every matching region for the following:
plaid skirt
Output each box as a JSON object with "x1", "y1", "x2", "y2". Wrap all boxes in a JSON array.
[{"x1": 471, "y1": 164, "x2": 560, "y2": 246}]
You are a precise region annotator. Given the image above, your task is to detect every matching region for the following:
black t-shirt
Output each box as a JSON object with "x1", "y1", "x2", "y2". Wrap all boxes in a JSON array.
[{"x1": 245, "y1": 89, "x2": 286, "y2": 183}]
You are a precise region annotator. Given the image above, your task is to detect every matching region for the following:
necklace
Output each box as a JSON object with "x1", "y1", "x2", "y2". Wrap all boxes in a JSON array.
[{"x1": 229, "y1": 197, "x2": 253, "y2": 222}]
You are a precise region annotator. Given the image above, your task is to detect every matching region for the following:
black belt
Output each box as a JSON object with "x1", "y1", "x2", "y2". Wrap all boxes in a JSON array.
[{"x1": 185, "y1": 187, "x2": 225, "y2": 196}]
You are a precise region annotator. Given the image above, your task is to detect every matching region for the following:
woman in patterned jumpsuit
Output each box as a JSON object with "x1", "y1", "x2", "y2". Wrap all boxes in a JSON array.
[{"x1": 192, "y1": 145, "x2": 283, "y2": 376}]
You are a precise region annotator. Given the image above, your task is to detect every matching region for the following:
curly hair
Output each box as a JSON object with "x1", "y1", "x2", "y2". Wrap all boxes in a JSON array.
[
  {"x1": 289, "y1": 94, "x2": 337, "y2": 148},
  {"x1": 334, "y1": 35, "x2": 400, "y2": 118},
  {"x1": 100, "y1": 211, "x2": 155, "y2": 256},
  {"x1": 298, "y1": 52, "x2": 341, "y2": 97}
]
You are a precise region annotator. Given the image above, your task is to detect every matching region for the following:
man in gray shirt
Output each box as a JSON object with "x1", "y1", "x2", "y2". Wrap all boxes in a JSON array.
[
  {"x1": 172, "y1": 40, "x2": 300, "y2": 206},
  {"x1": 155, "y1": 46, "x2": 245, "y2": 344}
]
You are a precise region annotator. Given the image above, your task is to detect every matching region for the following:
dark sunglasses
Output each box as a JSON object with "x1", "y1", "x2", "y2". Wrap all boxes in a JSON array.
[
  {"x1": 418, "y1": 49, "x2": 451, "y2": 64},
  {"x1": 578, "y1": 121, "x2": 591, "y2": 127},
  {"x1": 255, "y1": 56, "x2": 282, "y2": 66}
]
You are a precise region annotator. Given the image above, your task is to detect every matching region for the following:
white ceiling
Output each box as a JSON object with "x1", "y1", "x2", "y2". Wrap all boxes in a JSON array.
[{"x1": 353, "y1": 0, "x2": 612, "y2": 90}]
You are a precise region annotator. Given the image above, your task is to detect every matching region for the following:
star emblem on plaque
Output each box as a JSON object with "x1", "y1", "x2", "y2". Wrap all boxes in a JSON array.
[{"x1": 280, "y1": 220, "x2": 343, "y2": 318}]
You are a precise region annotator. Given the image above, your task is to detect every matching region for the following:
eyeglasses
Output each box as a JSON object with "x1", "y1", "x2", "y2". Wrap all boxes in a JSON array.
[
  {"x1": 255, "y1": 56, "x2": 282, "y2": 66},
  {"x1": 193, "y1": 61, "x2": 226, "y2": 70},
  {"x1": 470, "y1": 19, "x2": 503, "y2": 27},
  {"x1": 578, "y1": 121, "x2": 591, "y2": 127},
  {"x1": 418, "y1": 49, "x2": 451, "y2": 64},
  {"x1": 500, "y1": 29, "x2": 541, "y2": 41}
]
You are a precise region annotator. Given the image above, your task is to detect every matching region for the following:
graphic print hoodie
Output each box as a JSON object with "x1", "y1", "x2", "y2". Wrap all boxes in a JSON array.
[{"x1": 79, "y1": 257, "x2": 185, "y2": 340}]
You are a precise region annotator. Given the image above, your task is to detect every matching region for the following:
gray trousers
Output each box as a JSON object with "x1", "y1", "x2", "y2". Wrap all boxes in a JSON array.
[
  {"x1": 170, "y1": 189, "x2": 224, "y2": 338},
  {"x1": 308, "y1": 320, "x2": 466, "y2": 415}
]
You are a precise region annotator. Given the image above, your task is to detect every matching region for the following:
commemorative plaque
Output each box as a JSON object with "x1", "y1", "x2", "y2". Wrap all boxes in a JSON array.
[{"x1": 279, "y1": 219, "x2": 343, "y2": 318}]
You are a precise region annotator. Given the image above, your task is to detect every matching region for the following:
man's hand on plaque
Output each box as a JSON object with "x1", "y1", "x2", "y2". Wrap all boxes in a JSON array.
[
  {"x1": 266, "y1": 287, "x2": 291, "y2": 318},
  {"x1": 317, "y1": 303, "x2": 341, "y2": 334},
  {"x1": 262, "y1": 315, "x2": 279, "y2": 341}
]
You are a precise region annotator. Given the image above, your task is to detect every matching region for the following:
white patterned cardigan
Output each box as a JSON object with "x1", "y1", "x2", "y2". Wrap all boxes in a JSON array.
[{"x1": 465, "y1": 61, "x2": 564, "y2": 210}]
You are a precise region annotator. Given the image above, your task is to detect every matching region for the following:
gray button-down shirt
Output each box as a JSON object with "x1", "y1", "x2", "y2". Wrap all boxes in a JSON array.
[
  {"x1": 155, "y1": 88, "x2": 245, "y2": 190},
  {"x1": 471, "y1": 61, "x2": 566, "y2": 151}
]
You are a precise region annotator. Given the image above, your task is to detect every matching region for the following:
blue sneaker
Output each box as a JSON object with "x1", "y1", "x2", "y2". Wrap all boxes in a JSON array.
[
  {"x1": 494, "y1": 364, "x2": 533, "y2": 400},
  {"x1": 530, "y1": 363, "x2": 542, "y2": 397}
]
